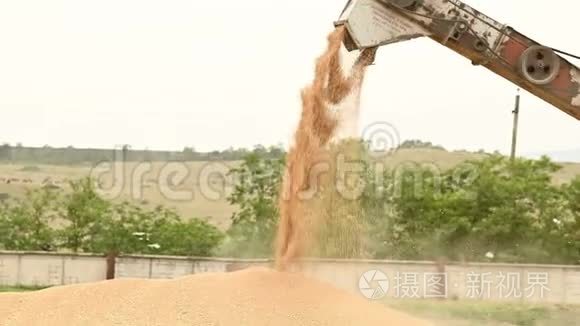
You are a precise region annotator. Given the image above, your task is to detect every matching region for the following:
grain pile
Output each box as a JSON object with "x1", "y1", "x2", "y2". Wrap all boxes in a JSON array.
[
  {"x1": 0, "y1": 27, "x2": 431, "y2": 326},
  {"x1": 0, "y1": 268, "x2": 430, "y2": 326}
]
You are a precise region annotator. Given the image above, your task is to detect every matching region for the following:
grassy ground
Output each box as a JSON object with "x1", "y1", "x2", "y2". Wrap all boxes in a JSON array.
[
  {"x1": 0, "y1": 285, "x2": 48, "y2": 293},
  {"x1": 387, "y1": 299, "x2": 580, "y2": 326},
  {"x1": 0, "y1": 149, "x2": 579, "y2": 230}
]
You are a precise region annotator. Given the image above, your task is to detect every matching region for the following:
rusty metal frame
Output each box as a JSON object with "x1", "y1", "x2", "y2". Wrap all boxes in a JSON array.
[{"x1": 335, "y1": 0, "x2": 580, "y2": 120}]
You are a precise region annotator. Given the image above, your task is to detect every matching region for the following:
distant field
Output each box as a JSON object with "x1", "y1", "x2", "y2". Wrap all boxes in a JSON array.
[
  {"x1": 0, "y1": 149, "x2": 579, "y2": 230},
  {"x1": 0, "y1": 160, "x2": 240, "y2": 230}
]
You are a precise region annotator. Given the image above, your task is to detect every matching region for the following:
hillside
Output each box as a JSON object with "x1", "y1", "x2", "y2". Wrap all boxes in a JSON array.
[
  {"x1": 0, "y1": 148, "x2": 579, "y2": 230},
  {"x1": 525, "y1": 148, "x2": 580, "y2": 163}
]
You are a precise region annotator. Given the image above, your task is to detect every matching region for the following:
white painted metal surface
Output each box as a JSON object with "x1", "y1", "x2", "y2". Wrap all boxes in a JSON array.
[
  {"x1": 336, "y1": 0, "x2": 429, "y2": 49},
  {"x1": 336, "y1": 0, "x2": 505, "y2": 51}
]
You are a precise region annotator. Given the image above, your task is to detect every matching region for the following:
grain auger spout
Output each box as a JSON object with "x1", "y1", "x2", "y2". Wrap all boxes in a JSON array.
[{"x1": 335, "y1": 0, "x2": 580, "y2": 120}]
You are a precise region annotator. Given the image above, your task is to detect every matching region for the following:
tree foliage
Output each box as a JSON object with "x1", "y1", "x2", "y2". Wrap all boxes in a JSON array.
[
  {"x1": 220, "y1": 153, "x2": 285, "y2": 257},
  {"x1": 365, "y1": 154, "x2": 579, "y2": 264},
  {"x1": 59, "y1": 178, "x2": 109, "y2": 252},
  {"x1": 0, "y1": 188, "x2": 58, "y2": 251},
  {"x1": 398, "y1": 139, "x2": 445, "y2": 151},
  {"x1": 223, "y1": 147, "x2": 580, "y2": 264},
  {"x1": 0, "y1": 179, "x2": 224, "y2": 256},
  {"x1": 0, "y1": 143, "x2": 285, "y2": 165},
  {"x1": 1, "y1": 144, "x2": 578, "y2": 265}
]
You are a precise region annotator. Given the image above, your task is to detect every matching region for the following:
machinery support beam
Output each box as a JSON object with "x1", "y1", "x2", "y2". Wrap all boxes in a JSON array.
[{"x1": 335, "y1": 0, "x2": 580, "y2": 120}]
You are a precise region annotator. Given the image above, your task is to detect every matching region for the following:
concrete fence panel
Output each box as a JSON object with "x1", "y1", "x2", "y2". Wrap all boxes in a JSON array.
[
  {"x1": 1, "y1": 251, "x2": 579, "y2": 305},
  {"x1": 0, "y1": 254, "x2": 19, "y2": 286},
  {"x1": 63, "y1": 255, "x2": 107, "y2": 285}
]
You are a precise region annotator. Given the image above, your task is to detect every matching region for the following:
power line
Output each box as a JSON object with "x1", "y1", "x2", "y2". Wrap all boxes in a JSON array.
[{"x1": 551, "y1": 48, "x2": 580, "y2": 61}]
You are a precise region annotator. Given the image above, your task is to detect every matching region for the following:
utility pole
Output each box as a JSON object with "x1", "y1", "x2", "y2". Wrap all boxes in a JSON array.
[{"x1": 510, "y1": 89, "x2": 521, "y2": 161}]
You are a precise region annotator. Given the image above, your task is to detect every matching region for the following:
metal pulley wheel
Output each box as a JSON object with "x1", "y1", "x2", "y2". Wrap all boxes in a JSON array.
[{"x1": 518, "y1": 45, "x2": 561, "y2": 85}]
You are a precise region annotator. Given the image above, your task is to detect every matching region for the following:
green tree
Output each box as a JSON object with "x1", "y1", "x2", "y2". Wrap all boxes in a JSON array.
[
  {"x1": 362, "y1": 154, "x2": 575, "y2": 264},
  {"x1": 0, "y1": 188, "x2": 59, "y2": 251},
  {"x1": 460, "y1": 156, "x2": 564, "y2": 262},
  {"x1": 151, "y1": 218, "x2": 224, "y2": 256},
  {"x1": 221, "y1": 153, "x2": 284, "y2": 257},
  {"x1": 59, "y1": 177, "x2": 109, "y2": 252},
  {"x1": 182, "y1": 147, "x2": 197, "y2": 161},
  {"x1": 398, "y1": 139, "x2": 445, "y2": 151},
  {"x1": 87, "y1": 203, "x2": 172, "y2": 255},
  {"x1": 87, "y1": 203, "x2": 224, "y2": 256},
  {"x1": 559, "y1": 176, "x2": 580, "y2": 263}
]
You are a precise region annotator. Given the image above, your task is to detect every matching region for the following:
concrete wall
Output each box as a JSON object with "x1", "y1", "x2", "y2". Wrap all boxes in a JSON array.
[
  {"x1": 0, "y1": 252, "x2": 107, "y2": 287},
  {"x1": 298, "y1": 259, "x2": 580, "y2": 304},
  {"x1": 1, "y1": 251, "x2": 579, "y2": 304}
]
